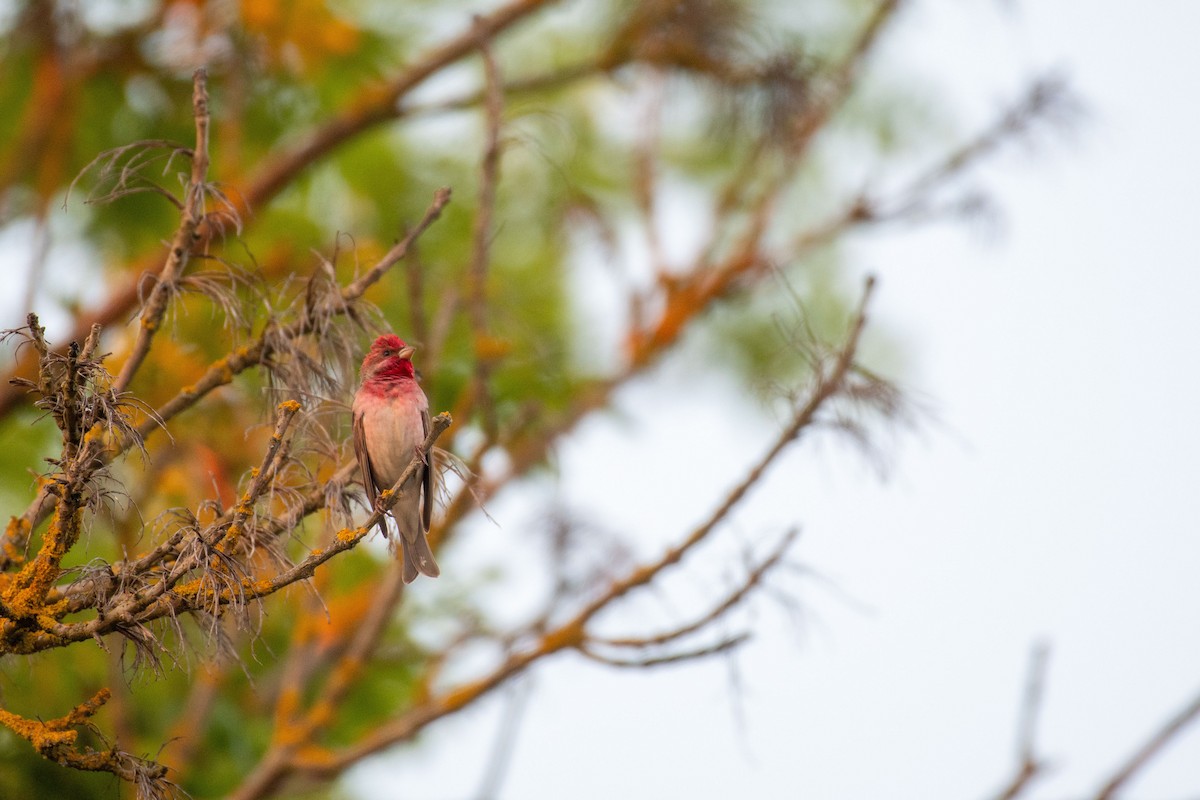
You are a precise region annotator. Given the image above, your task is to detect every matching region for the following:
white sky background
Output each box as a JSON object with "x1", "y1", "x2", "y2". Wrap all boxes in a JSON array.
[{"x1": 351, "y1": 2, "x2": 1200, "y2": 799}]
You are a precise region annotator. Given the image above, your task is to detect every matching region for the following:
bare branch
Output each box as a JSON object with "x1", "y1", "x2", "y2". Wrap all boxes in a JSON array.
[
  {"x1": 229, "y1": 567, "x2": 409, "y2": 800},
  {"x1": 240, "y1": 0, "x2": 555, "y2": 213},
  {"x1": 868, "y1": 73, "x2": 1083, "y2": 225},
  {"x1": 578, "y1": 278, "x2": 877, "y2": 626},
  {"x1": 464, "y1": 23, "x2": 506, "y2": 440},
  {"x1": 593, "y1": 528, "x2": 798, "y2": 652},
  {"x1": 471, "y1": 679, "x2": 533, "y2": 800},
  {"x1": 339, "y1": 188, "x2": 453, "y2": 301},
  {"x1": 992, "y1": 643, "x2": 1051, "y2": 800},
  {"x1": 1093, "y1": 684, "x2": 1200, "y2": 800},
  {"x1": 581, "y1": 633, "x2": 749, "y2": 669},
  {"x1": 113, "y1": 67, "x2": 212, "y2": 396}
]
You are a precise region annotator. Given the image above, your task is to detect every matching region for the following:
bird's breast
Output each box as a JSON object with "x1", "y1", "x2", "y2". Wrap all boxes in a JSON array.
[{"x1": 354, "y1": 384, "x2": 428, "y2": 488}]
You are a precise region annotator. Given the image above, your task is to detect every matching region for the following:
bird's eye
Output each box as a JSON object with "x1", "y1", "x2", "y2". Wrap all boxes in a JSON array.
[{"x1": 381, "y1": 349, "x2": 392, "y2": 356}]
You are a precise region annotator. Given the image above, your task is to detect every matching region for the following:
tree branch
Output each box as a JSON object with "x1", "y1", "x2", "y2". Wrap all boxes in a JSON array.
[
  {"x1": 1093, "y1": 684, "x2": 1200, "y2": 800},
  {"x1": 238, "y1": 0, "x2": 554, "y2": 215},
  {"x1": 0, "y1": 0, "x2": 551, "y2": 423},
  {"x1": 112, "y1": 67, "x2": 211, "y2": 396},
  {"x1": 3, "y1": 188, "x2": 451, "y2": 554},
  {"x1": 0, "y1": 689, "x2": 172, "y2": 794},
  {"x1": 269, "y1": 277, "x2": 880, "y2": 785},
  {"x1": 992, "y1": 643, "x2": 1051, "y2": 800},
  {"x1": 463, "y1": 23, "x2": 505, "y2": 440}
]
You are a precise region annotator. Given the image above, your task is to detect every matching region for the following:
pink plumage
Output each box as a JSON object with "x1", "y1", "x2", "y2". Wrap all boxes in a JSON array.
[{"x1": 352, "y1": 335, "x2": 439, "y2": 582}]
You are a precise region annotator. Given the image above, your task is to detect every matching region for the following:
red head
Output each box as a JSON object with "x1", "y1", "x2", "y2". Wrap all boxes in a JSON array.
[{"x1": 361, "y1": 334, "x2": 416, "y2": 384}]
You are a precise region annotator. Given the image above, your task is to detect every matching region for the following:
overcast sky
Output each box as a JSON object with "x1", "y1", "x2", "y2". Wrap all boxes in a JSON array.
[{"x1": 349, "y1": 2, "x2": 1200, "y2": 798}]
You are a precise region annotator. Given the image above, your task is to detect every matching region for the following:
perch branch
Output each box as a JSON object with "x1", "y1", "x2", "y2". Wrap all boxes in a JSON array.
[
  {"x1": 266, "y1": 277, "x2": 877, "y2": 785},
  {"x1": 6, "y1": 189, "x2": 451, "y2": 547}
]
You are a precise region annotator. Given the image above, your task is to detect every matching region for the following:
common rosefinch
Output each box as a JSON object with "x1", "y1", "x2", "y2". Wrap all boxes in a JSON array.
[{"x1": 352, "y1": 334, "x2": 440, "y2": 582}]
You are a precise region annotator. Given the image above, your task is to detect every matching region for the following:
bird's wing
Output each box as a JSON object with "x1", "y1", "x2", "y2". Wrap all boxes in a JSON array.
[
  {"x1": 421, "y1": 407, "x2": 433, "y2": 532},
  {"x1": 352, "y1": 407, "x2": 379, "y2": 505}
]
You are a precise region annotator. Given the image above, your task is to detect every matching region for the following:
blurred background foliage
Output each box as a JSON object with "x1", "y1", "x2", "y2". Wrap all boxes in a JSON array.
[{"x1": 0, "y1": 0, "x2": 949, "y2": 796}]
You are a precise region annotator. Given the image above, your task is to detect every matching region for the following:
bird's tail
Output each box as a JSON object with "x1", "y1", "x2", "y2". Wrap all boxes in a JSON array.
[
  {"x1": 401, "y1": 529, "x2": 440, "y2": 584},
  {"x1": 394, "y1": 472, "x2": 439, "y2": 583}
]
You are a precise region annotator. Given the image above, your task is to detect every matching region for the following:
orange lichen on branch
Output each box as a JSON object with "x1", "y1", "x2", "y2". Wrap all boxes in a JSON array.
[
  {"x1": 292, "y1": 743, "x2": 337, "y2": 769},
  {"x1": 304, "y1": 654, "x2": 367, "y2": 733},
  {"x1": 2, "y1": 503, "x2": 83, "y2": 619},
  {"x1": 81, "y1": 422, "x2": 108, "y2": 447},
  {"x1": 272, "y1": 685, "x2": 304, "y2": 744},
  {"x1": 167, "y1": 574, "x2": 264, "y2": 608},
  {"x1": 2, "y1": 516, "x2": 31, "y2": 568},
  {"x1": 473, "y1": 333, "x2": 512, "y2": 361},
  {"x1": 242, "y1": 0, "x2": 362, "y2": 73},
  {"x1": 0, "y1": 688, "x2": 168, "y2": 784},
  {"x1": 627, "y1": 252, "x2": 762, "y2": 370},
  {"x1": 313, "y1": 590, "x2": 373, "y2": 654},
  {"x1": 6, "y1": 45, "x2": 77, "y2": 201},
  {"x1": 0, "y1": 688, "x2": 109, "y2": 755},
  {"x1": 210, "y1": 400, "x2": 300, "y2": 557},
  {"x1": 540, "y1": 620, "x2": 585, "y2": 653},
  {"x1": 0, "y1": 708, "x2": 77, "y2": 749},
  {"x1": 170, "y1": 577, "x2": 203, "y2": 599},
  {"x1": 435, "y1": 681, "x2": 487, "y2": 715}
]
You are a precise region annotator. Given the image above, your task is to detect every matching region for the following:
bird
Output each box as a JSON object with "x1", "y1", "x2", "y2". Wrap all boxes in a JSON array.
[{"x1": 352, "y1": 334, "x2": 440, "y2": 582}]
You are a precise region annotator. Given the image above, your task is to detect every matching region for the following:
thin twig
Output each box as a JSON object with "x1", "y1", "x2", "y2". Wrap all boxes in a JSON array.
[
  {"x1": 869, "y1": 74, "x2": 1080, "y2": 224},
  {"x1": 1018, "y1": 643, "x2": 1050, "y2": 766},
  {"x1": 241, "y1": 0, "x2": 553, "y2": 213},
  {"x1": 0, "y1": 0, "x2": 552, "y2": 423},
  {"x1": 1093, "y1": 685, "x2": 1200, "y2": 800},
  {"x1": 404, "y1": 234, "x2": 428, "y2": 361},
  {"x1": 0, "y1": 689, "x2": 171, "y2": 790},
  {"x1": 575, "y1": 277, "x2": 875, "y2": 628},
  {"x1": 230, "y1": 568, "x2": 409, "y2": 800},
  {"x1": 2, "y1": 413, "x2": 451, "y2": 656},
  {"x1": 635, "y1": 73, "x2": 667, "y2": 272},
  {"x1": 993, "y1": 643, "x2": 1051, "y2": 800},
  {"x1": 465, "y1": 24, "x2": 505, "y2": 440},
  {"x1": 280, "y1": 278, "x2": 879, "y2": 783},
  {"x1": 9, "y1": 189, "x2": 452, "y2": 545},
  {"x1": 471, "y1": 678, "x2": 533, "y2": 800},
  {"x1": 581, "y1": 634, "x2": 749, "y2": 669},
  {"x1": 594, "y1": 528, "x2": 798, "y2": 651},
  {"x1": 113, "y1": 67, "x2": 210, "y2": 395}
]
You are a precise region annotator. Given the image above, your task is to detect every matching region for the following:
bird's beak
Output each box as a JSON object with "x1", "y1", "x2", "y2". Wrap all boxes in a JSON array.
[{"x1": 398, "y1": 345, "x2": 415, "y2": 361}]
